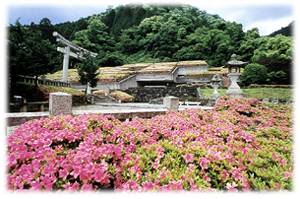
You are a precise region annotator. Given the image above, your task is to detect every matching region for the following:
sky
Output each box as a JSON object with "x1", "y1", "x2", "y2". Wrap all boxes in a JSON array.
[{"x1": 8, "y1": 3, "x2": 294, "y2": 36}]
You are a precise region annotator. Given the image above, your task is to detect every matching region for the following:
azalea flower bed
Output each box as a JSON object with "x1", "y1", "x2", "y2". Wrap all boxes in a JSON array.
[{"x1": 7, "y1": 97, "x2": 292, "y2": 191}]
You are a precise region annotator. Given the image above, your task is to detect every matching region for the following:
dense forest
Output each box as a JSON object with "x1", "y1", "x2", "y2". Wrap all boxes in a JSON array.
[{"x1": 9, "y1": 4, "x2": 293, "y2": 88}]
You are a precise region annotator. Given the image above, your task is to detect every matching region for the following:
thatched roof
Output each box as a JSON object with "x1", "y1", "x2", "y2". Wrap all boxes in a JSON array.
[
  {"x1": 47, "y1": 60, "x2": 208, "y2": 83},
  {"x1": 138, "y1": 60, "x2": 207, "y2": 74},
  {"x1": 138, "y1": 62, "x2": 178, "y2": 74},
  {"x1": 177, "y1": 60, "x2": 207, "y2": 67}
]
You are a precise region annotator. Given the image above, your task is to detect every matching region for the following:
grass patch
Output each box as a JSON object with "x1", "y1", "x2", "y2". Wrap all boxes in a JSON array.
[{"x1": 198, "y1": 88, "x2": 292, "y2": 101}]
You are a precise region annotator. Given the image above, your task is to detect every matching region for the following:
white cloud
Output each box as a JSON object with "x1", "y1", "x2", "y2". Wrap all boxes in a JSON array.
[
  {"x1": 193, "y1": 4, "x2": 293, "y2": 35},
  {"x1": 245, "y1": 16, "x2": 294, "y2": 35}
]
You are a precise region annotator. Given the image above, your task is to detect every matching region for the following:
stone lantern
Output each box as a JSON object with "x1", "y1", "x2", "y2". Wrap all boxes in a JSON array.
[
  {"x1": 210, "y1": 74, "x2": 222, "y2": 99},
  {"x1": 225, "y1": 54, "x2": 248, "y2": 98}
]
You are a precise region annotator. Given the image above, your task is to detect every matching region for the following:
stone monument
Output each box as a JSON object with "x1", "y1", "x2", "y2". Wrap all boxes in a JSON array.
[
  {"x1": 163, "y1": 96, "x2": 179, "y2": 111},
  {"x1": 49, "y1": 92, "x2": 72, "y2": 115},
  {"x1": 225, "y1": 54, "x2": 248, "y2": 98}
]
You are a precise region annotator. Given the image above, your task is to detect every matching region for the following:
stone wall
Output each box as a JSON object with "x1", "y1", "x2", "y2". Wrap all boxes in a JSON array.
[
  {"x1": 126, "y1": 86, "x2": 199, "y2": 102},
  {"x1": 6, "y1": 110, "x2": 167, "y2": 127}
]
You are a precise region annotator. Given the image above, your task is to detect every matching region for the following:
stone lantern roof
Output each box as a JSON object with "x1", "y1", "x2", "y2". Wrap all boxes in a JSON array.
[{"x1": 225, "y1": 54, "x2": 248, "y2": 73}]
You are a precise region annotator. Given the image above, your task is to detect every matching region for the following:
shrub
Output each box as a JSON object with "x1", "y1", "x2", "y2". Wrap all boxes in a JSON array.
[
  {"x1": 110, "y1": 91, "x2": 134, "y2": 102},
  {"x1": 93, "y1": 89, "x2": 108, "y2": 97},
  {"x1": 240, "y1": 63, "x2": 268, "y2": 86},
  {"x1": 7, "y1": 97, "x2": 292, "y2": 191},
  {"x1": 267, "y1": 71, "x2": 288, "y2": 84}
]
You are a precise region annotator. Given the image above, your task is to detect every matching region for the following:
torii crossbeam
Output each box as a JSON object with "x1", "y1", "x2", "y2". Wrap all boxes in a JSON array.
[{"x1": 53, "y1": 31, "x2": 97, "y2": 82}]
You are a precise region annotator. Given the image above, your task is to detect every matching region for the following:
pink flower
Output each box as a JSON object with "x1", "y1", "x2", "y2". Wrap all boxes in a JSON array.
[
  {"x1": 226, "y1": 182, "x2": 238, "y2": 192},
  {"x1": 71, "y1": 165, "x2": 81, "y2": 178},
  {"x1": 242, "y1": 147, "x2": 248, "y2": 155},
  {"x1": 203, "y1": 174, "x2": 211, "y2": 182},
  {"x1": 142, "y1": 182, "x2": 156, "y2": 191},
  {"x1": 189, "y1": 179, "x2": 198, "y2": 191},
  {"x1": 64, "y1": 182, "x2": 80, "y2": 191},
  {"x1": 6, "y1": 98, "x2": 292, "y2": 191},
  {"x1": 31, "y1": 181, "x2": 42, "y2": 190},
  {"x1": 79, "y1": 169, "x2": 90, "y2": 182},
  {"x1": 221, "y1": 170, "x2": 229, "y2": 181},
  {"x1": 280, "y1": 158, "x2": 287, "y2": 166},
  {"x1": 232, "y1": 168, "x2": 243, "y2": 181},
  {"x1": 199, "y1": 157, "x2": 209, "y2": 170},
  {"x1": 284, "y1": 171, "x2": 292, "y2": 180},
  {"x1": 81, "y1": 184, "x2": 93, "y2": 191},
  {"x1": 123, "y1": 180, "x2": 140, "y2": 191},
  {"x1": 41, "y1": 176, "x2": 54, "y2": 190},
  {"x1": 183, "y1": 153, "x2": 194, "y2": 163},
  {"x1": 59, "y1": 169, "x2": 69, "y2": 180}
]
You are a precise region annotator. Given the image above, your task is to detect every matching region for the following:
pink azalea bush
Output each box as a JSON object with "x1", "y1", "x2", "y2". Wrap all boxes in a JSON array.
[{"x1": 7, "y1": 97, "x2": 292, "y2": 191}]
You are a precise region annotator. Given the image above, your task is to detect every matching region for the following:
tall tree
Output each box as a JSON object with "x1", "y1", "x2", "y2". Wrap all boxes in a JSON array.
[
  {"x1": 77, "y1": 55, "x2": 100, "y2": 94},
  {"x1": 9, "y1": 21, "x2": 58, "y2": 96},
  {"x1": 238, "y1": 28, "x2": 260, "y2": 62},
  {"x1": 251, "y1": 35, "x2": 292, "y2": 83},
  {"x1": 73, "y1": 16, "x2": 116, "y2": 53},
  {"x1": 73, "y1": 16, "x2": 124, "y2": 66}
]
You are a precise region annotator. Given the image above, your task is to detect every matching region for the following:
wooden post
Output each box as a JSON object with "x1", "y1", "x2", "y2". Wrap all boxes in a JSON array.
[
  {"x1": 20, "y1": 104, "x2": 27, "y2": 112},
  {"x1": 40, "y1": 104, "x2": 45, "y2": 112}
]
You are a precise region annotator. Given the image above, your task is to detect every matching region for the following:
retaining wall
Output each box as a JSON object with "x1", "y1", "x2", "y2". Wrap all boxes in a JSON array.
[{"x1": 126, "y1": 86, "x2": 199, "y2": 102}]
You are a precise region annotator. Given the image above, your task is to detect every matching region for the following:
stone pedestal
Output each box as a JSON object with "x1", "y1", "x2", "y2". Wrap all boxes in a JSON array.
[
  {"x1": 86, "y1": 82, "x2": 92, "y2": 95},
  {"x1": 86, "y1": 94, "x2": 95, "y2": 104},
  {"x1": 226, "y1": 73, "x2": 243, "y2": 98},
  {"x1": 49, "y1": 92, "x2": 72, "y2": 115},
  {"x1": 211, "y1": 84, "x2": 220, "y2": 99},
  {"x1": 163, "y1": 96, "x2": 179, "y2": 111}
]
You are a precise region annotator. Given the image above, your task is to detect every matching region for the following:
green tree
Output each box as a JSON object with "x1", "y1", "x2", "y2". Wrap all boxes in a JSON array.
[
  {"x1": 252, "y1": 35, "x2": 292, "y2": 84},
  {"x1": 224, "y1": 21, "x2": 245, "y2": 51},
  {"x1": 77, "y1": 55, "x2": 100, "y2": 93},
  {"x1": 73, "y1": 16, "x2": 116, "y2": 55},
  {"x1": 9, "y1": 21, "x2": 58, "y2": 96},
  {"x1": 189, "y1": 28, "x2": 234, "y2": 66},
  {"x1": 267, "y1": 70, "x2": 288, "y2": 84},
  {"x1": 73, "y1": 16, "x2": 128, "y2": 67},
  {"x1": 240, "y1": 63, "x2": 268, "y2": 86},
  {"x1": 238, "y1": 28, "x2": 260, "y2": 62},
  {"x1": 99, "y1": 52, "x2": 126, "y2": 66}
]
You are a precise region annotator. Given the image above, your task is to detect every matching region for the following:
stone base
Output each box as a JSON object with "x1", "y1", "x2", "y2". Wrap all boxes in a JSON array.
[
  {"x1": 163, "y1": 96, "x2": 179, "y2": 111},
  {"x1": 226, "y1": 89, "x2": 244, "y2": 98},
  {"x1": 226, "y1": 72, "x2": 243, "y2": 98}
]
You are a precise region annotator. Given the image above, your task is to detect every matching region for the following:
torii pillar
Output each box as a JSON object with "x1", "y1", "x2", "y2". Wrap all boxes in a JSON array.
[
  {"x1": 62, "y1": 46, "x2": 70, "y2": 82},
  {"x1": 53, "y1": 31, "x2": 97, "y2": 83}
]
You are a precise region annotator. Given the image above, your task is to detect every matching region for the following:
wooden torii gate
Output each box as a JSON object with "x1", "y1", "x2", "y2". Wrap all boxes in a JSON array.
[{"x1": 52, "y1": 31, "x2": 97, "y2": 82}]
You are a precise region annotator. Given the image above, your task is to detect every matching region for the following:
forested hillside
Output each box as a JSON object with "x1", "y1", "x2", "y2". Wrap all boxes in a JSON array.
[
  {"x1": 269, "y1": 21, "x2": 293, "y2": 37},
  {"x1": 8, "y1": 4, "x2": 293, "y2": 86}
]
